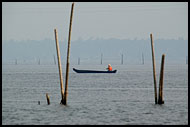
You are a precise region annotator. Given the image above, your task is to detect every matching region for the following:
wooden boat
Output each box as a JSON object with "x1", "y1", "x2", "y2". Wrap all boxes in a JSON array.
[{"x1": 73, "y1": 68, "x2": 117, "y2": 73}]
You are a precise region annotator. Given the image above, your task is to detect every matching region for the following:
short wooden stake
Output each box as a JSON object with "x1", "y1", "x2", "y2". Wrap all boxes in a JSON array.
[
  {"x1": 150, "y1": 33, "x2": 158, "y2": 104},
  {"x1": 63, "y1": 2, "x2": 75, "y2": 105},
  {"x1": 54, "y1": 29, "x2": 65, "y2": 104},
  {"x1": 158, "y1": 54, "x2": 165, "y2": 104},
  {"x1": 46, "y1": 93, "x2": 50, "y2": 105}
]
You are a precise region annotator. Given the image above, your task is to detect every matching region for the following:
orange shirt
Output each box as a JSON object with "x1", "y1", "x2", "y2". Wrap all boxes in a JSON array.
[{"x1": 108, "y1": 66, "x2": 112, "y2": 71}]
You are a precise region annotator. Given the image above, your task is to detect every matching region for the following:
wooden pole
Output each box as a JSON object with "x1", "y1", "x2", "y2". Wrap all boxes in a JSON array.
[
  {"x1": 54, "y1": 55, "x2": 56, "y2": 65},
  {"x1": 63, "y1": 2, "x2": 75, "y2": 105},
  {"x1": 158, "y1": 54, "x2": 165, "y2": 104},
  {"x1": 101, "y1": 53, "x2": 103, "y2": 65},
  {"x1": 54, "y1": 29, "x2": 64, "y2": 104},
  {"x1": 38, "y1": 58, "x2": 40, "y2": 65},
  {"x1": 142, "y1": 53, "x2": 144, "y2": 65},
  {"x1": 121, "y1": 54, "x2": 123, "y2": 65},
  {"x1": 15, "y1": 59, "x2": 17, "y2": 65},
  {"x1": 78, "y1": 57, "x2": 80, "y2": 65},
  {"x1": 150, "y1": 33, "x2": 158, "y2": 104},
  {"x1": 46, "y1": 93, "x2": 50, "y2": 105}
]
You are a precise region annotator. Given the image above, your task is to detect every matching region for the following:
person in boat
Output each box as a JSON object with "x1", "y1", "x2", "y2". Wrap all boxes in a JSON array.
[{"x1": 106, "y1": 64, "x2": 112, "y2": 71}]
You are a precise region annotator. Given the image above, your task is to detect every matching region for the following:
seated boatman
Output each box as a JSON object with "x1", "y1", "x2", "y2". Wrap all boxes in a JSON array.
[{"x1": 106, "y1": 64, "x2": 112, "y2": 71}]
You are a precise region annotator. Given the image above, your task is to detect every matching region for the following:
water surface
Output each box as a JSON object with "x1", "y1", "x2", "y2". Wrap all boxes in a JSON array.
[{"x1": 2, "y1": 64, "x2": 188, "y2": 125}]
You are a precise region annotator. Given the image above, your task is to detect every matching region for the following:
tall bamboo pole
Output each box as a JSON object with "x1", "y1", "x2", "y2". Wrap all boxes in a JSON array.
[
  {"x1": 54, "y1": 29, "x2": 64, "y2": 104},
  {"x1": 63, "y1": 2, "x2": 75, "y2": 105},
  {"x1": 158, "y1": 54, "x2": 165, "y2": 104},
  {"x1": 150, "y1": 33, "x2": 158, "y2": 104}
]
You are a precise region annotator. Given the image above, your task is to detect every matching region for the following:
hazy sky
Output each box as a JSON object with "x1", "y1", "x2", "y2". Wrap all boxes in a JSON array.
[{"x1": 2, "y1": 2, "x2": 188, "y2": 41}]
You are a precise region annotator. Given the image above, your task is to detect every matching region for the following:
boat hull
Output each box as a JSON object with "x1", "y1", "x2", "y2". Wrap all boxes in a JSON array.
[{"x1": 73, "y1": 68, "x2": 117, "y2": 73}]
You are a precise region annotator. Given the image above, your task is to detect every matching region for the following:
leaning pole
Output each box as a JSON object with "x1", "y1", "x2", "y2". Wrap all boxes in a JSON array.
[
  {"x1": 54, "y1": 29, "x2": 65, "y2": 104},
  {"x1": 63, "y1": 2, "x2": 75, "y2": 105},
  {"x1": 150, "y1": 33, "x2": 158, "y2": 104}
]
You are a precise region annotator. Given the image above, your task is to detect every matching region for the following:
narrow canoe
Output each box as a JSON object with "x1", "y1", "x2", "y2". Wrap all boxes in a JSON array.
[{"x1": 73, "y1": 68, "x2": 117, "y2": 73}]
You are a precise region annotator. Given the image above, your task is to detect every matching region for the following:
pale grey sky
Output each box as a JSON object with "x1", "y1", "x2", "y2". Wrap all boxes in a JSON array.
[{"x1": 2, "y1": 2, "x2": 188, "y2": 41}]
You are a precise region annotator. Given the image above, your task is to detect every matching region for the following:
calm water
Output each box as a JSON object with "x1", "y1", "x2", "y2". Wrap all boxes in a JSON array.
[{"x1": 2, "y1": 64, "x2": 188, "y2": 125}]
